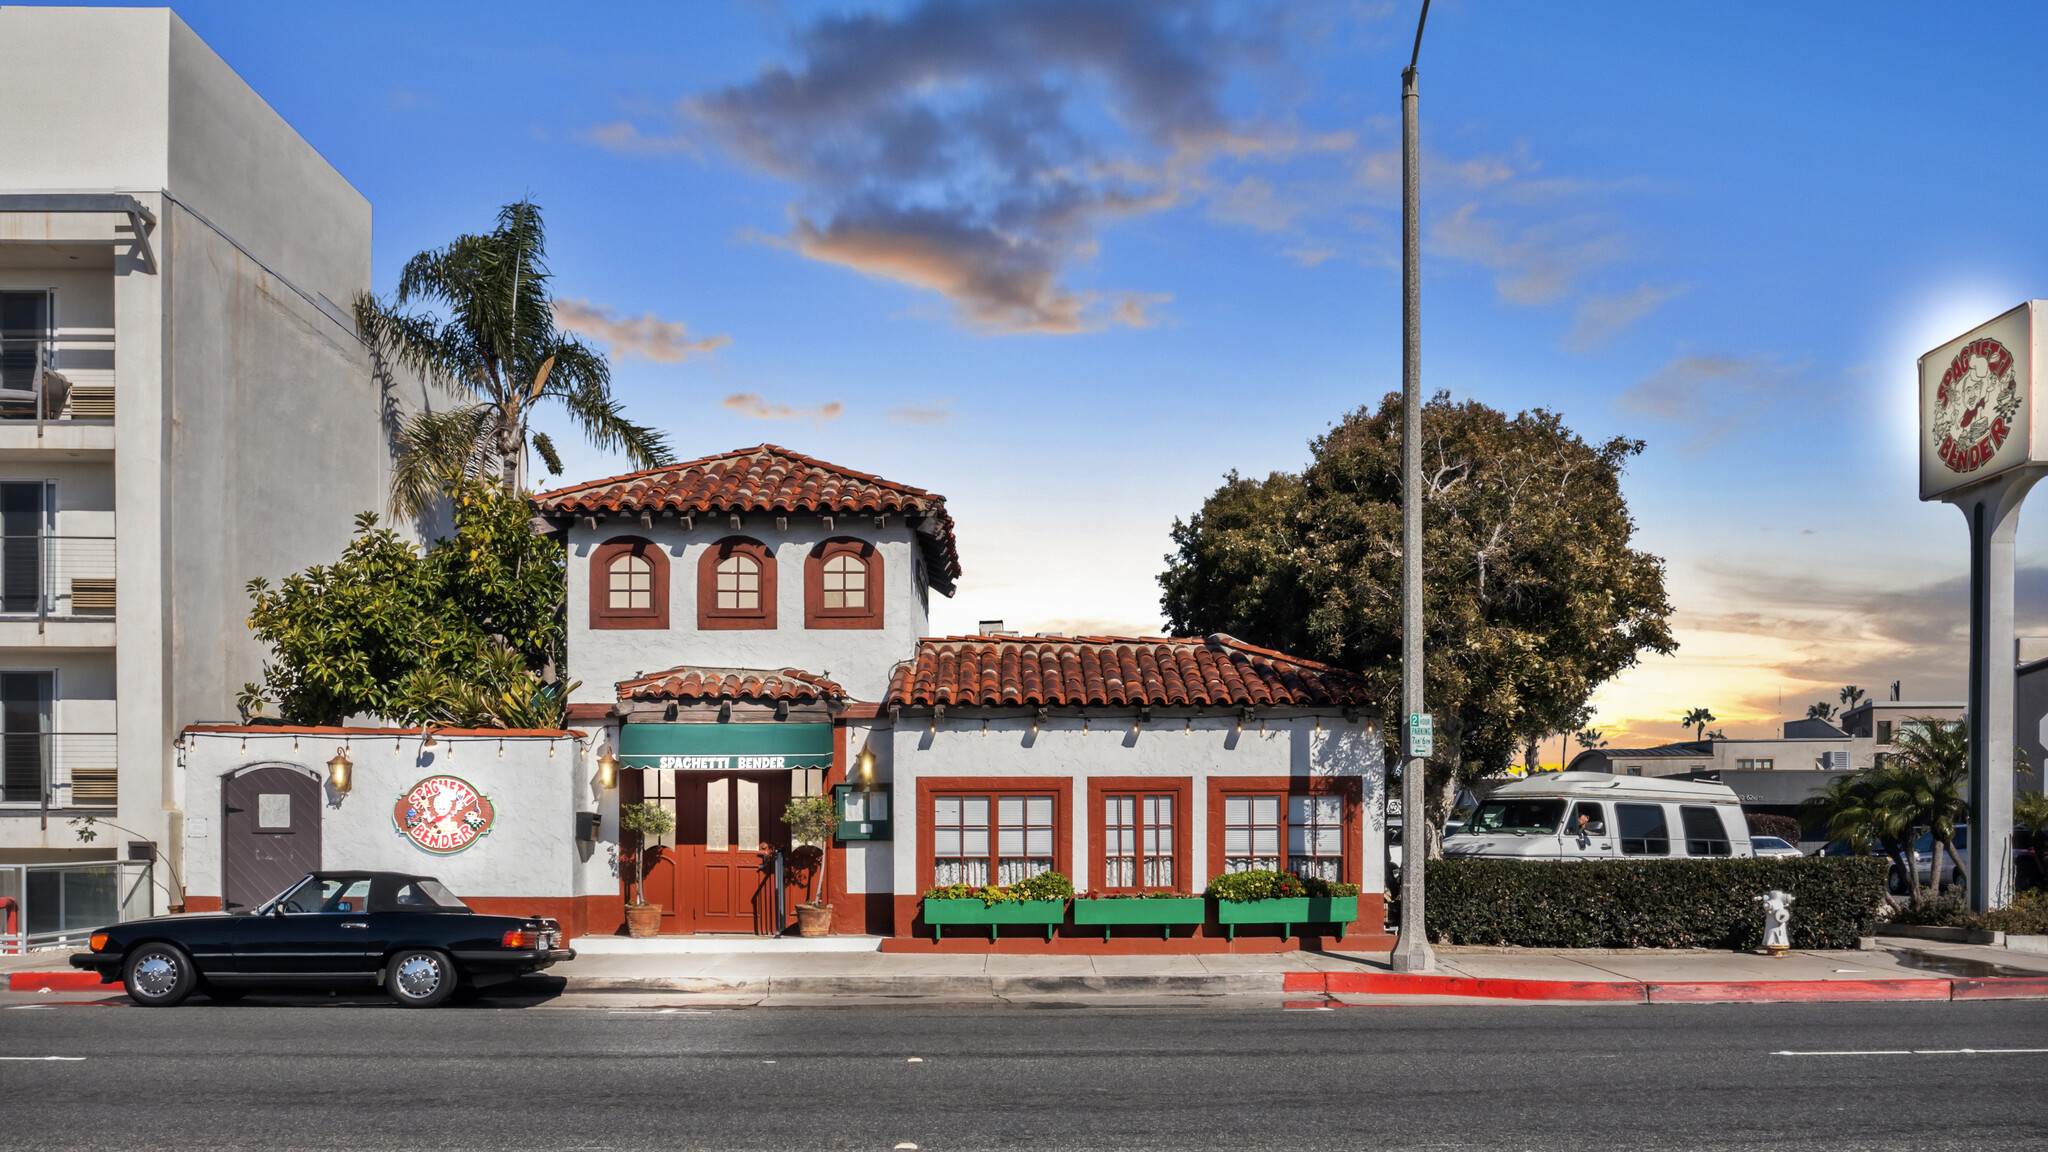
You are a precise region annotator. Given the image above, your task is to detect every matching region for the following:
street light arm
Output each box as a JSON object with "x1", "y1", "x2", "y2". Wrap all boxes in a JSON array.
[{"x1": 1409, "y1": 0, "x2": 1431, "y2": 72}]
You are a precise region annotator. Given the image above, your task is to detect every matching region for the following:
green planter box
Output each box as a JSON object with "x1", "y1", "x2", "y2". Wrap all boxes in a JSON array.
[
  {"x1": 1213, "y1": 895, "x2": 1360, "y2": 941},
  {"x1": 1072, "y1": 897, "x2": 1209, "y2": 941},
  {"x1": 922, "y1": 898, "x2": 1067, "y2": 942}
]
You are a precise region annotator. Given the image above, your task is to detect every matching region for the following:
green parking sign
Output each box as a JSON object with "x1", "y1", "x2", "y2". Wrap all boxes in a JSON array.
[{"x1": 1406, "y1": 713, "x2": 1434, "y2": 759}]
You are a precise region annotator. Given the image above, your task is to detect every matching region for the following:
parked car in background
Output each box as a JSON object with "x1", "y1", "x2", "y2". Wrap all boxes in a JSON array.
[
  {"x1": 1442, "y1": 772, "x2": 1754, "y2": 861},
  {"x1": 68, "y1": 871, "x2": 573, "y2": 1008},
  {"x1": 1749, "y1": 836, "x2": 1802, "y2": 858}
]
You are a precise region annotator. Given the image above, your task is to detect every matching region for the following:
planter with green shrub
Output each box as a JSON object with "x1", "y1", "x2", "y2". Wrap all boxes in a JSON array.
[
  {"x1": 921, "y1": 871, "x2": 1074, "y2": 942},
  {"x1": 1071, "y1": 891, "x2": 1208, "y2": 940},
  {"x1": 1422, "y1": 857, "x2": 1888, "y2": 949},
  {"x1": 1206, "y1": 870, "x2": 1361, "y2": 941}
]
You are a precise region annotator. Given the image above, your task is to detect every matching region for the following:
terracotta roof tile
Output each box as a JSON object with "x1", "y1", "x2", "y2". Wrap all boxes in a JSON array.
[
  {"x1": 533, "y1": 444, "x2": 960, "y2": 590},
  {"x1": 618, "y1": 665, "x2": 847, "y2": 704},
  {"x1": 887, "y1": 634, "x2": 1375, "y2": 709}
]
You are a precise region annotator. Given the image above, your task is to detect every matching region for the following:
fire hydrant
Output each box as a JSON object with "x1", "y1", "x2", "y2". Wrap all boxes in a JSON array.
[{"x1": 1755, "y1": 889, "x2": 1795, "y2": 956}]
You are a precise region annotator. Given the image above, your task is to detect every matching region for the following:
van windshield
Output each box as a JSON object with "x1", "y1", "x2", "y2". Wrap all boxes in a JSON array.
[{"x1": 1466, "y1": 799, "x2": 1565, "y2": 835}]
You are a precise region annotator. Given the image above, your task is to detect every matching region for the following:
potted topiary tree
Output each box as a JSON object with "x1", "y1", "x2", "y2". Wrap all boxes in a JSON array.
[
  {"x1": 618, "y1": 800, "x2": 675, "y2": 938},
  {"x1": 783, "y1": 794, "x2": 840, "y2": 936}
]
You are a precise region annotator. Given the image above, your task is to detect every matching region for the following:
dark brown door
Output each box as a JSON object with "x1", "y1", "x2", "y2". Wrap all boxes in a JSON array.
[
  {"x1": 632, "y1": 770, "x2": 797, "y2": 934},
  {"x1": 222, "y1": 767, "x2": 322, "y2": 911}
]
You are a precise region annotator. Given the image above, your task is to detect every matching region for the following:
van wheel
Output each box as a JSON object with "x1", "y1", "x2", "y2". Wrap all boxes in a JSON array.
[
  {"x1": 123, "y1": 943, "x2": 196, "y2": 1007},
  {"x1": 386, "y1": 949, "x2": 456, "y2": 1008}
]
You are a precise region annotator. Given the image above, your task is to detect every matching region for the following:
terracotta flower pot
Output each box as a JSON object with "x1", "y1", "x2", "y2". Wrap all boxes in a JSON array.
[
  {"x1": 624, "y1": 903, "x2": 662, "y2": 939},
  {"x1": 796, "y1": 902, "x2": 834, "y2": 938}
]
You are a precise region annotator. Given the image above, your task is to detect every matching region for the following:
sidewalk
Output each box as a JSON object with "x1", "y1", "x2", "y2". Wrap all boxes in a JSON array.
[{"x1": 13, "y1": 937, "x2": 2048, "y2": 1004}]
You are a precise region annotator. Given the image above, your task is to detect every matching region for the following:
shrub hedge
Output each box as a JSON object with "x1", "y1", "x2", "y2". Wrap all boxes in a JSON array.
[{"x1": 1424, "y1": 857, "x2": 1888, "y2": 949}]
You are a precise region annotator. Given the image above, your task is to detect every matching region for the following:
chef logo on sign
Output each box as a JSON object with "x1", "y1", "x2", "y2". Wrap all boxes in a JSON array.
[
  {"x1": 393, "y1": 775, "x2": 495, "y2": 854},
  {"x1": 1932, "y1": 337, "x2": 2022, "y2": 475}
]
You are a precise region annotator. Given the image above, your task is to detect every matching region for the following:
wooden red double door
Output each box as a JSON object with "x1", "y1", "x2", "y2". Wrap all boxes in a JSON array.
[{"x1": 630, "y1": 769, "x2": 812, "y2": 934}]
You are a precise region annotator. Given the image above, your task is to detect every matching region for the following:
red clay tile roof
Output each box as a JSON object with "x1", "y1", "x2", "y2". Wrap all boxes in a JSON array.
[
  {"x1": 618, "y1": 666, "x2": 847, "y2": 704},
  {"x1": 887, "y1": 634, "x2": 1375, "y2": 709},
  {"x1": 534, "y1": 444, "x2": 959, "y2": 590}
]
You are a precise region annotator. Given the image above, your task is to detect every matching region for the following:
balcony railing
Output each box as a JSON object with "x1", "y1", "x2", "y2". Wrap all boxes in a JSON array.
[
  {"x1": 0, "y1": 860, "x2": 153, "y2": 951},
  {"x1": 0, "y1": 535, "x2": 116, "y2": 629},
  {"x1": 0, "y1": 732, "x2": 118, "y2": 825},
  {"x1": 0, "y1": 337, "x2": 114, "y2": 432}
]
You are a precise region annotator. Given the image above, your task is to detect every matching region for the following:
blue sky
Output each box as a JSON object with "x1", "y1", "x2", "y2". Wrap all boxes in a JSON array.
[{"x1": 124, "y1": 0, "x2": 2048, "y2": 748}]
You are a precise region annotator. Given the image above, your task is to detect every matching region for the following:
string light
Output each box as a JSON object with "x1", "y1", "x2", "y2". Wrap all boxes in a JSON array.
[{"x1": 498, "y1": 739, "x2": 505, "y2": 759}]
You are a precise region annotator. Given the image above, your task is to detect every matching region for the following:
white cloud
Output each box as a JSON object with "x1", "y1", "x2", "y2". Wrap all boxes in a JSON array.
[{"x1": 553, "y1": 300, "x2": 729, "y2": 362}]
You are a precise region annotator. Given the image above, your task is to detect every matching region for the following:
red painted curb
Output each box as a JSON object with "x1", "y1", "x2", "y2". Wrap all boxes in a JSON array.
[
  {"x1": 8, "y1": 972, "x2": 105, "y2": 992},
  {"x1": 1645, "y1": 979, "x2": 1952, "y2": 1003},
  {"x1": 1951, "y1": 977, "x2": 2048, "y2": 1000},
  {"x1": 1287, "y1": 972, "x2": 1646, "y2": 1001}
]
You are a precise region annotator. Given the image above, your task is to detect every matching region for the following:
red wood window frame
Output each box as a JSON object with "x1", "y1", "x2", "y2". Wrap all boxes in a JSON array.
[
  {"x1": 916, "y1": 776, "x2": 1072, "y2": 890},
  {"x1": 1086, "y1": 777, "x2": 1191, "y2": 893},
  {"x1": 590, "y1": 536, "x2": 669, "y2": 630},
  {"x1": 1206, "y1": 776, "x2": 1361, "y2": 885},
  {"x1": 697, "y1": 536, "x2": 777, "y2": 630},
  {"x1": 804, "y1": 537, "x2": 884, "y2": 629}
]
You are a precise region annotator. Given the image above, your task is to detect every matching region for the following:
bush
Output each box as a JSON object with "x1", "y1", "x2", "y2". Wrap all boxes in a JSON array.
[
  {"x1": 1890, "y1": 889, "x2": 2048, "y2": 935},
  {"x1": 1425, "y1": 857, "x2": 1888, "y2": 949},
  {"x1": 1746, "y1": 813, "x2": 1801, "y2": 844},
  {"x1": 922, "y1": 871, "x2": 1073, "y2": 905},
  {"x1": 1204, "y1": 871, "x2": 1361, "y2": 902}
]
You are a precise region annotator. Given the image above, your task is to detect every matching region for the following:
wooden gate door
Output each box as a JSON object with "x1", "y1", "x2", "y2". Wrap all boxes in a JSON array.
[{"x1": 222, "y1": 767, "x2": 322, "y2": 911}]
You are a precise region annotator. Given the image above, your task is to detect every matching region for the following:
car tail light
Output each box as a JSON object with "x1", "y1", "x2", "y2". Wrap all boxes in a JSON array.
[
  {"x1": 89, "y1": 933, "x2": 109, "y2": 952},
  {"x1": 502, "y1": 930, "x2": 540, "y2": 949}
]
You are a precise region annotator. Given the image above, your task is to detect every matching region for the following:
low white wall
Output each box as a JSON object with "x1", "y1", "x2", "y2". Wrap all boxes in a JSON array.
[
  {"x1": 179, "y1": 729, "x2": 618, "y2": 904},
  {"x1": 866, "y1": 711, "x2": 1386, "y2": 898}
]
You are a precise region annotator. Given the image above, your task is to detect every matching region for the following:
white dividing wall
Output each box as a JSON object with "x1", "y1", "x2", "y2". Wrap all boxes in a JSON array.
[
  {"x1": 868, "y1": 712, "x2": 1386, "y2": 899},
  {"x1": 566, "y1": 517, "x2": 930, "y2": 703}
]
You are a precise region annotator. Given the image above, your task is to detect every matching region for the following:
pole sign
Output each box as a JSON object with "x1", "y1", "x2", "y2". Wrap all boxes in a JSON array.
[
  {"x1": 1406, "y1": 713, "x2": 1434, "y2": 759},
  {"x1": 1920, "y1": 302, "x2": 2045, "y2": 500}
]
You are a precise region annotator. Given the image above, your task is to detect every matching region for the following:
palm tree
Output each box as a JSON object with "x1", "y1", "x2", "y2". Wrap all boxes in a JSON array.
[
  {"x1": 1806, "y1": 700, "x2": 1836, "y2": 722},
  {"x1": 356, "y1": 200, "x2": 673, "y2": 517},
  {"x1": 2016, "y1": 790, "x2": 2048, "y2": 861},
  {"x1": 1882, "y1": 719, "x2": 1970, "y2": 900},
  {"x1": 1799, "y1": 768, "x2": 1915, "y2": 906},
  {"x1": 1681, "y1": 707, "x2": 1716, "y2": 744},
  {"x1": 1576, "y1": 727, "x2": 1607, "y2": 751},
  {"x1": 1839, "y1": 684, "x2": 1866, "y2": 710}
]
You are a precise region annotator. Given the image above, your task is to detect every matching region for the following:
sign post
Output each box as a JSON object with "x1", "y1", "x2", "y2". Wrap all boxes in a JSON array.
[{"x1": 1919, "y1": 301, "x2": 2048, "y2": 911}]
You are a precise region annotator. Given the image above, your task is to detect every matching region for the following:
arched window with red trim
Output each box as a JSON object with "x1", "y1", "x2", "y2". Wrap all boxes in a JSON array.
[
  {"x1": 805, "y1": 537, "x2": 883, "y2": 629},
  {"x1": 698, "y1": 536, "x2": 777, "y2": 629},
  {"x1": 590, "y1": 537, "x2": 668, "y2": 630}
]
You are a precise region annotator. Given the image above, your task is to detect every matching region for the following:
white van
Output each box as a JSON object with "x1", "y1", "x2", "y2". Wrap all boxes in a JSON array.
[{"x1": 1441, "y1": 772, "x2": 1754, "y2": 862}]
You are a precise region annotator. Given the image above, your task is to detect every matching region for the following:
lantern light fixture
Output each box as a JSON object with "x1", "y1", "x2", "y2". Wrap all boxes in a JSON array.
[
  {"x1": 326, "y1": 746, "x2": 353, "y2": 794},
  {"x1": 855, "y1": 747, "x2": 878, "y2": 790},
  {"x1": 596, "y1": 745, "x2": 620, "y2": 791}
]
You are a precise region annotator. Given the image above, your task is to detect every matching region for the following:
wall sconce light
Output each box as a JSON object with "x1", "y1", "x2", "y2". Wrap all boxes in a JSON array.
[
  {"x1": 856, "y1": 747, "x2": 878, "y2": 790},
  {"x1": 596, "y1": 745, "x2": 620, "y2": 790},
  {"x1": 326, "y1": 746, "x2": 353, "y2": 794},
  {"x1": 421, "y1": 730, "x2": 440, "y2": 755},
  {"x1": 497, "y1": 739, "x2": 505, "y2": 759}
]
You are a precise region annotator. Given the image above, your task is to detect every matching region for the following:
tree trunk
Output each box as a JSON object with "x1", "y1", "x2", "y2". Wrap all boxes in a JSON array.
[
  {"x1": 1421, "y1": 713, "x2": 1467, "y2": 861},
  {"x1": 1940, "y1": 837, "x2": 1966, "y2": 895}
]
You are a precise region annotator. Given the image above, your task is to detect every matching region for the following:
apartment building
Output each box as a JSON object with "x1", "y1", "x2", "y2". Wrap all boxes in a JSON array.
[{"x1": 0, "y1": 8, "x2": 438, "y2": 904}]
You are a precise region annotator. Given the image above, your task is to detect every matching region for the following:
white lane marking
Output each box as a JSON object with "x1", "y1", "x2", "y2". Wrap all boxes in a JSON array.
[
  {"x1": 906, "y1": 1057, "x2": 923, "y2": 1063},
  {"x1": 6, "y1": 1005, "x2": 56, "y2": 1010},
  {"x1": 1774, "y1": 1048, "x2": 2048, "y2": 1056},
  {"x1": 0, "y1": 1056, "x2": 86, "y2": 1061}
]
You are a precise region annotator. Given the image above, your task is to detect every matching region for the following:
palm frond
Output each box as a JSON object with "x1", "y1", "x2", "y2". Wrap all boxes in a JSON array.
[
  {"x1": 390, "y1": 405, "x2": 502, "y2": 520},
  {"x1": 531, "y1": 431, "x2": 564, "y2": 477}
]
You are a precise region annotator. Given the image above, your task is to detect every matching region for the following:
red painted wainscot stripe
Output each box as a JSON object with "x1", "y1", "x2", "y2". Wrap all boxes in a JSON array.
[
  {"x1": 9, "y1": 972, "x2": 105, "y2": 991},
  {"x1": 1283, "y1": 972, "x2": 1647, "y2": 1002},
  {"x1": 1950, "y1": 977, "x2": 2048, "y2": 1000},
  {"x1": 1644, "y1": 980, "x2": 1953, "y2": 1003}
]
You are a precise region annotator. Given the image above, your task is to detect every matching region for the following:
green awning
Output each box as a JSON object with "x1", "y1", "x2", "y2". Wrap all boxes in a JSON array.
[{"x1": 619, "y1": 722, "x2": 833, "y2": 771}]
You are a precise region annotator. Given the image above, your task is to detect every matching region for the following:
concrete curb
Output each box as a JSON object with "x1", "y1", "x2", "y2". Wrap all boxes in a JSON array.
[
  {"x1": 1286, "y1": 971, "x2": 2048, "y2": 1003},
  {"x1": 561, "y1": 973, "x2": 1288, "y2": 997}
]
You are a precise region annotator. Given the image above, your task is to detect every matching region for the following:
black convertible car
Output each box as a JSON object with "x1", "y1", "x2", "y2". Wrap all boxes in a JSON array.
[{"x1": 69, "y1": 871, "x2": 574, "y2": 1008}]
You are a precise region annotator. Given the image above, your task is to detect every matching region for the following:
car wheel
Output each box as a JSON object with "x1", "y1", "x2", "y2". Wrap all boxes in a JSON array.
[
  {"x1": 1886, "y1": 866, "x2": 1908, "y2": 896},
  {"x1": 123, "y1": 943, "x2": 196, "y2": 1007},
  {"x1": 386, "y1": 949, "x2": 456, "y2": 1009}
]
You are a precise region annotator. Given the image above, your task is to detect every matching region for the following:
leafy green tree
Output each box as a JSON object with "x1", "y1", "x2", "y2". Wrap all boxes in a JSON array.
[
  {"x1": 241, "y1": 483, "x2": 569, "y2": 727},
  {"x1": 619, "y1": 801, "x2": 676, "y2": 908},
  {"x1": 1681, "y1": 707, "x2": 1716, "y2": 744},
  {"x1": 784, "y1": 795, "x2": 841, "y2": 906},
  {"x1": 356, "y1": 200, "x2": 673, "y2": 517},
  {"x1": 1160, "y1": 392, "x2": 1675, "y2": 858}
]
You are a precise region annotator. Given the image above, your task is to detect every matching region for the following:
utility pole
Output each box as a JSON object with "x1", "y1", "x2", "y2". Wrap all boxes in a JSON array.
[{"x1": 1389, "y1": 0, "x2": 1436, "y2": 974}]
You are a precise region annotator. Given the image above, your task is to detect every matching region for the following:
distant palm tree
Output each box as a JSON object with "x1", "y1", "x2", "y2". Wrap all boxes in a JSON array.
[
  {"x1": 356, "y1": 200, "x2": 673, "y2": 517},
  {"x1": 1576, "y1": 727, "x2": 1607, "y2": 750},
  {"x1": 1882, "y1": 719, "x2": 1970, "y2": 900},
  {"x1": 1839, "y1": 685, "x2": 1866, "y2": 709},
  {"x1": 1681, "y1": 707, "x2": 1716, "y2": 744},
  {"x1": 1807, "y1": 700, "x2": 1836, "y2": 722}
]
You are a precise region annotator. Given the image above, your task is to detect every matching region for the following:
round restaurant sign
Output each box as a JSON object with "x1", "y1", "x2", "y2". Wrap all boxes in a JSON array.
[
  {"x1": 393, "y1": 775, "x2": 495, "y2": 854},
  {"x1": 1931, "y1": 336, "x2": 2022, "y2": 476}
]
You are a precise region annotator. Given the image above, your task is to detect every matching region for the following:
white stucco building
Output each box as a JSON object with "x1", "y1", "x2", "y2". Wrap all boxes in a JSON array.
[{"x1": 0, "y1": 8, "x2": 443, "y2": 909}]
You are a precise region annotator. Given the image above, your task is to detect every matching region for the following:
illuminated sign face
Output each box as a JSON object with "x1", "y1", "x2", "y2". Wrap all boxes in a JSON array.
[
  {"x1": 394, "y1": 775, "x2": 495, "y2": 854},
  {"x1": 1920, "y1": 303, "x2": 2041, "y2": 499}
]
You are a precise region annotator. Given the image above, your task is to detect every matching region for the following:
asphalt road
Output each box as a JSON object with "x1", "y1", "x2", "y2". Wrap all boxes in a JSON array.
[{"x1": 2, "y1": 995, "x2": 2044, "y2": 1151}]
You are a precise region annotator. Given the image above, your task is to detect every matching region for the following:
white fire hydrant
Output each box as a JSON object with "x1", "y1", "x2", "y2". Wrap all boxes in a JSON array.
[{"x1": 1755, "y1": 889, "x2": 1795, "y2": 956}]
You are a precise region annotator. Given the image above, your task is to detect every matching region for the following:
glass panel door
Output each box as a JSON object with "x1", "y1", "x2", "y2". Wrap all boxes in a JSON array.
[
  {"x1": 0, "y1": 671, "x2": 51, "y2": 803},
  {"x1": 0, "y1": 483, "x2": 45, "y2": 614}
]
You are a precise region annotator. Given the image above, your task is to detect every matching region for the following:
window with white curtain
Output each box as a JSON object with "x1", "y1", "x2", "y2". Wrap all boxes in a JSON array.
[
  {"x1": 1288, "y1": 795, "x2": 1344, "y2": 882},
  {"x1": 932, "y1": 795, "x2": 990, "y2": 886},
  {"x1": 1223, "y1": 794, "x2": 1282, "y2": 873},
  {"x1": 1103, "y1": 794, "x2": 1175, "y2": 888},
  {"x1": 996, "y1": 795, "x2": 1054, "y2": 885}
]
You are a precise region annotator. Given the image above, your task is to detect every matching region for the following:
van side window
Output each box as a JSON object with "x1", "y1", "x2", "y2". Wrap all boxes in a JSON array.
[
  {"x1": 1680, "y1": 805, "x2": 1732, "y2": 857},
  {"x1": 1569, "y1": 802, "x2": 1606, "y2": 835},
  {"x1": 1616, "y1": 803, "x2": 1669, "y2": 856}
]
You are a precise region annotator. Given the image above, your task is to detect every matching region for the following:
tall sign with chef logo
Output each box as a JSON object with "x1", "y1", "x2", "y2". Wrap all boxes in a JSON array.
[
  {"x1": 394, "y1": 775, "x2": 496, "y2": 854},
  {"x1": 1920, "y1": 303, "x2": 2043, "y2": 499}
]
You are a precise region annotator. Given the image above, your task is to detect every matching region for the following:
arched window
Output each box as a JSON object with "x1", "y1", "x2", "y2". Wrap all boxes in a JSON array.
[
  {"x1": 590, "y1": 537, "x2": 668, "y2": 630},
  {"x1": 699, "y1": 537, "x2": 776, "y2": 629},
  {"x1": 806, "y1": 537, "x2": 883, "y2": 629}
]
